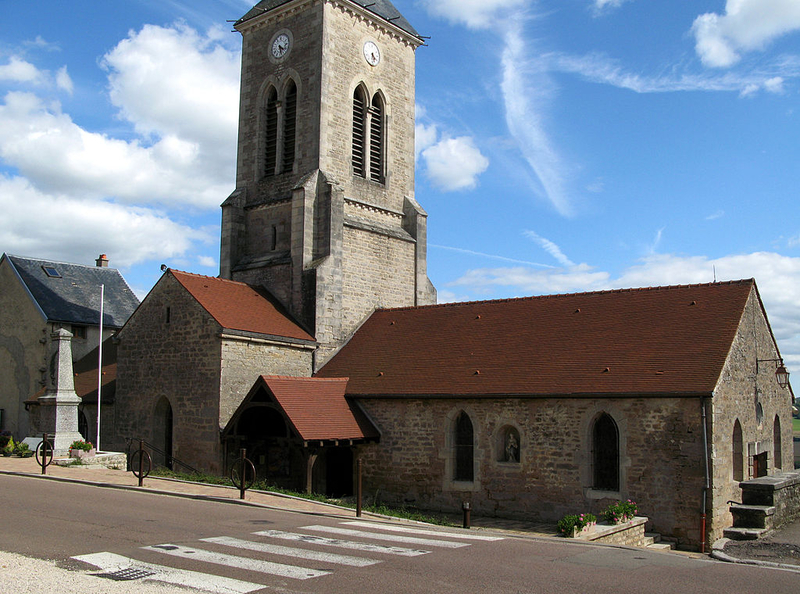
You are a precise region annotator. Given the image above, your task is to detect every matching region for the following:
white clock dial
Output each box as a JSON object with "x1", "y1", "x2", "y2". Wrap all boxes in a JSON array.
[
  {"x1": 363, "y1": 41, "x2": 380, "y2": 66},
  {"x1": 272, "y1": 33, "x2": 290, "y2": 59}
]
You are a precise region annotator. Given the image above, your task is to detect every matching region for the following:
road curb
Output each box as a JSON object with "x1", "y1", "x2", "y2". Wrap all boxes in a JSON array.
[{"x1": 710, "y1": 537, "x2": 800, "y2": 573}]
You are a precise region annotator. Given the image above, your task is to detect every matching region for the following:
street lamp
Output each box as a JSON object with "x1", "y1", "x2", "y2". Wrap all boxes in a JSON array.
[{"x1": 756, "y1": 358, "x2": 790, "y2": 389}]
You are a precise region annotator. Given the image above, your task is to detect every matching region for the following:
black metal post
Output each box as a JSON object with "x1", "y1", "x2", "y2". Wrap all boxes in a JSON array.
[
  {"x1": 356, "y1": 459, "x2": 362, "y2": 517},
  {"x1": 462, "y1": 501, "x2": 471, "y2": 529},
  {"x1": 138, "y1": 439, "x2": 145, "y2": 487},
  {"x1": 239, "y1": 448, "x2": 247, "y2": 500},
  {"x1": 41, "y1": 433, "x2": 49, "y2": 475}
]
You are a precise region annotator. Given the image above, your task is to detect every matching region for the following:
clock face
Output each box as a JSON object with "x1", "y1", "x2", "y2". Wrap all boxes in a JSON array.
[
  {"x1": 272, "y1": 33, "x2": 290, "y2": 59},
  {"x1": 363, "y1": 41, "x2": 380, "y2": 66}
]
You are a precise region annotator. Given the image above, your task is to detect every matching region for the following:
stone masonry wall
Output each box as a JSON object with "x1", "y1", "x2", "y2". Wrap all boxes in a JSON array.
[
  {"x1": 114, "y1": 274, "x2": 224, "y2": 473},
  {"x1": 708, "y1": 287, "x2": 795, "y2": 545},
  {"x1": 0, "y1": 259, "x2": 47, "y2": 439},
  {"x1": 357, "y1": 395, "x2": 706, "y2": 548},
  {"x1": 219, "y1": 336, "x2": 313, "y2": 430}
]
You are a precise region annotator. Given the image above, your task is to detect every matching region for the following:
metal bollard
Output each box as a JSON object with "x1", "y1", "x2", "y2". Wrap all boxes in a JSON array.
[
  {"x1": 462, "y1": 501, "x2": 471, "y2": 529},
  {"x1": 356, "y1": 459, "x2": 363, "y2": 517},
  {"x1": 239, "y1": 448, "x2": 247, "y2": 500},
  {"x1": 138, "y1": 440, "x2": 145, "y2": 487}
]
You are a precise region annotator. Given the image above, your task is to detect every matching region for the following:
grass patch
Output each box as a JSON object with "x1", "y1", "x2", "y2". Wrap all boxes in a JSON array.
[
  {"x1": 793, "y1": 417, "x2": 800, "y2": 435},
  {"x1": 148, "y1": 468, "x2": 455, "y2": 526}
]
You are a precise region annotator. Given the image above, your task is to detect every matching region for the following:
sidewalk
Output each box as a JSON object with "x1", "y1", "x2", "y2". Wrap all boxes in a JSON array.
[{"x1": 0, "y1": 454, "x2": 557, "y2": 537}]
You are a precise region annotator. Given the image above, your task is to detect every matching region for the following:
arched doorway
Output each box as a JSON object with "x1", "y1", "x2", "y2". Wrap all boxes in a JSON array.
[{"x1": 153, "y1": 397, "x2": 173, "y2": 470}]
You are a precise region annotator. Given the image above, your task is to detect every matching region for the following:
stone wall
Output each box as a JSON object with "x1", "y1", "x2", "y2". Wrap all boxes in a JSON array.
[
  {"x1": 708, "y1": 287, "x2": 795, "y2": 544},
  {"x1": 581, "y1": 517, "x2": 648, "y2": 547},
  {"x1": 114, "y1": 274, "x2": 225, "y2": 473},
  {"x1": 0, "y1": 259, "x2": 47, "y2": 440},
  {"x1": 357, "y1": 395, "x2": 706, "y2": 547},
  {"x1": 219, "y1": 335, "x2": 313, "y2": 429}
]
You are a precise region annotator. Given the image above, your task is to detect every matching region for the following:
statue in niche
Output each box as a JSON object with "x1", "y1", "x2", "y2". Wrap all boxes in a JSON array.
[{"x1": 504, "y1": 430, "x2": 519, "y2": 462}]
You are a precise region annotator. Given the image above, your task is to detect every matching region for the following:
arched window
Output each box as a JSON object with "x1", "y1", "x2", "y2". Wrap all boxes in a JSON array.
[
  {"x1": 592, "y1": 413, "x2": 619, "y2": 491},
  {"x1": 352, "y1": 86, "x2": 367, "y2": 178},
  {"x1": 774, "y1": 415, "x2": 782, "y2": 470},
  {"x1": 733, "y1": 419, "x2": 743, "y2": 481},
  {"x1": 282, "y1": 81, "x2": 297, "y2": 172},
  {"x1": 369, "y1": 92, "x2": 384, "y2": 183},
  {"x1": 264, "y1": 87, "x2": 278, "y2": 177},
  {"x1": 454, "y1": 411, "x2": 473, "y2": 481}
]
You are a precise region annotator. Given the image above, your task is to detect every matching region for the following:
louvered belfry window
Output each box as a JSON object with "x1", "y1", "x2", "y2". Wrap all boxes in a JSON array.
[
  {"x1": 264, "y1": 88, "x2": 278, "y2": 178},
  {"x1": 282, "y1": 81, "x2": 297, "y2": 172},
  {"x1": 369, "y1": 93, "x2": 384, "y2": 183},
  {"x1": 352, "y1": 87, "x2": 367, "y2": 178}
]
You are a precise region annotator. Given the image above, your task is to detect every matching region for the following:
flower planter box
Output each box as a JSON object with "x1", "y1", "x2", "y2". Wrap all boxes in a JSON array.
[{"x1": 70, "y1": 448, "x2": 97, "y2": 459}]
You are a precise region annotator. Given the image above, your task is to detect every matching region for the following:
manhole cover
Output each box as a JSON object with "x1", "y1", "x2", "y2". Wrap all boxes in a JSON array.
[{"x1": 95, "y1": 568, "x2": 156, "y2": 581}]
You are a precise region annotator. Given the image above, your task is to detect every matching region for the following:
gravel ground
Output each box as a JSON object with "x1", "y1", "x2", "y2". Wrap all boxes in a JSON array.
[
  {"x1": 723, "y1": 540, "x2": 800, "y2": 567},
  {"x1": 0, "y1": 550, "x2": 191, "y2": 594}
]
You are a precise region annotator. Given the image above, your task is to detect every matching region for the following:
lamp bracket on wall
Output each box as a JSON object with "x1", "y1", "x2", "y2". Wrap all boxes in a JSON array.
[{"x1": 756, "y1": 357, "x2": 790, "y2": 389}]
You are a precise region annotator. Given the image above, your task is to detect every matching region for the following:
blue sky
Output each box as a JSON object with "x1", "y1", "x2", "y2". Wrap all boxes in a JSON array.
[{"x1": 2, "y1": 0, "x2": 800, "y2": 372}]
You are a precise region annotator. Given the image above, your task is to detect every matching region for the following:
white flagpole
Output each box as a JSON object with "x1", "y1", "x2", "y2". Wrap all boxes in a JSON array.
[{"x1": 96, "y1": 284, "x2": 104, "y2": 452}]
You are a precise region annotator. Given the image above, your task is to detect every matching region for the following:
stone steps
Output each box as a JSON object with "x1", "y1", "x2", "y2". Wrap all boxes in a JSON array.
[
  {"x1": 644, "y1": 532, "x2": 675, "y2": 550},
  {"x1": 729, "y1": 503, "x2": 776, "y2": 530},
  {"x1": 722, "y1": 526, "x2": 769, "y2": 540}
]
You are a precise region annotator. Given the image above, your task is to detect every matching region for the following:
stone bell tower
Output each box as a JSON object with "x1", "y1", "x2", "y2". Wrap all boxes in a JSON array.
[{"x1": 220, "y1": 0, "x2": 436, "y2": 365}]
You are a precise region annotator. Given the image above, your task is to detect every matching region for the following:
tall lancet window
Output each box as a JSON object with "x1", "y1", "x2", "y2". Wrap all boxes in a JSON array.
[
  {"x1": 352, "y1": 86, "x2": 367, "y2": 178},
  {"x1": 282, "y1": 80, "x2": 297, "y2": 172},
  {"x1": 454, "y1": 411, "x2": 474, "y2": 481},
  {"x1": 263, "y1": 87, "x2": 278, "y2": 178},
  {"x1": 592, "y1": 413, "x2": 619, "y2": 491},
  {"x1": 369, "y1": 92, "x2": 384, "y2": 183}
]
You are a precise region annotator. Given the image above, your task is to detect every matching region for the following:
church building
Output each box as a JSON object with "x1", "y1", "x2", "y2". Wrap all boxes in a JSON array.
[{"x1": 110, "y1": 0, "x2": 796, "y2": 550}]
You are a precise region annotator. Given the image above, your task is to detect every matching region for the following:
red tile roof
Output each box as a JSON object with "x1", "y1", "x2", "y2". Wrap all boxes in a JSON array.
[
  {"x1": 317, "y1": 280, "x2": 760, "y2": 397},
  {"x1": 259, "y1": 376, "x2": 379, "y2": 441},
  {"x1": 171, "y1": 271, "x2": 314, "y2": 342}
]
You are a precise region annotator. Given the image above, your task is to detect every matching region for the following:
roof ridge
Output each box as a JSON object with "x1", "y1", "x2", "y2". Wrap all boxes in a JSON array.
[
  {"x1": 263, "y1": 375, "x2": 347, "y2": 382},
  {"x1": 375, "y1": 278, "x2": 756, "y2": 313},
  {"x1": 7, "y1": 253, "x2": 123, "y2": 271}
]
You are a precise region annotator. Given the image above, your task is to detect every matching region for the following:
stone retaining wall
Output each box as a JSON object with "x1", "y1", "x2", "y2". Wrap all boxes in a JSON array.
[{"x1": 577, "y1": 516, "x2": 647, "y2": 547}]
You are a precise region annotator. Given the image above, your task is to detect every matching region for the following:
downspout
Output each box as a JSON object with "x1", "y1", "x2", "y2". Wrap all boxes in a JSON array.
[{"x1": 700, "y1": 395, "x2": 711, "y2": 554}]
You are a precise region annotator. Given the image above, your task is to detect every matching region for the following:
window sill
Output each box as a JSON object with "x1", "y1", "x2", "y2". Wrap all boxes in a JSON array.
[{"x1": 586, "y1": 488, "x2": 620, "y2": 500}]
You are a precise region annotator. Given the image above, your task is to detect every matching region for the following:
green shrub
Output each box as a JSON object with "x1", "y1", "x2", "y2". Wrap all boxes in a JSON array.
[
  {"x1": 557, "y1": 512, "x2": 596, "y2": 536},
  {"x1": 602, "y1": 500, "x2": 637, "y2": 524},
  {"x1": 69, "y1": 439, "x2": 93, "y2": 452},
  {"x1": 13, "y1": 442, "x2": 33, "y2": 457},
  {"x1": 2, "y1": 437, "x2": 15, "y2": 457}
]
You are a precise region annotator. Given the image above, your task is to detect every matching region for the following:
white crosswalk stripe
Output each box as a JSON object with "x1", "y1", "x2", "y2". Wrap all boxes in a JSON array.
[
  {"x1": 200, "y1": 535, "x2": 382, "y2": 567},
  {"x1": 72, "y1": 552, "x2": 264, "y2": 594},
  {"x1": 341, "y1": 521, "x2": 506, "y2": 541},
  {"x1": 252, "y1": 529, "x2": 430, "y2": 556},
  {"x1": 73, "y1": 520, "x2": 505, "y2": 593},
  {"x1": 300, "y1": 525, "x2": 471, "y2": 548},
  {"x1": 144, "y1": 543, "x2": 330, "y2": 580}
]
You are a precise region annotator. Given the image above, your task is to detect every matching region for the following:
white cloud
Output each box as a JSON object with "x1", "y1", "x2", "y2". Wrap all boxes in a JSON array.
[
  {"x1": 0, "y1": 174, "x2": 208, "y2": 268},
  {"x1": 446, "y1": 251, "x2": 800, "y2": 371},
  {"x1": 593, "y1": 0, "x2": 634, "y2": 12},
  {"x1": 0, "y1": 57, "x2": 46, "y2": 84},
  {"x1": 415, "y1": 122, "x2": 438, "y2": 162},
  {"x1": 55, "y1": 66, "x2": 73, "y2": 94},
  {"x1": 502, "y1": 24, "x2": 572, "y2": 215},
  {"x1": 0, "y1": 91, "x2": 228, "y2": 207},
  {"x1": 524, "y1": 231, "x2": 575, "y2": 267},
  {"x1": 551, "y1": 51, "x2": 800, "y2": 95},
  {"x1": 692, "y1": 0, "x2": 800, "y2": 68},
  {"x1": 421, "y1": 136, "x2": 489, "y2": 191},
  {"x1": 421, "y1": 0, "x2": 529, "y2": 30},
  {"x1": 101, "y1": 23, "x2": 239, "y2": 153}
]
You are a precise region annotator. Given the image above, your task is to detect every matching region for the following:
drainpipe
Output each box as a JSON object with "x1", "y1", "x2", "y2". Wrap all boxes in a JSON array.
[{"x1": 700, "y1": 396, "x2": 711, "y2": 554}]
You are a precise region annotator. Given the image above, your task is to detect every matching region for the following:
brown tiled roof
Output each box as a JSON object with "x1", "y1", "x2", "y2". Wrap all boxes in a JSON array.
[
  {"x1": 259, "y1": 376, "x2": 379, "y2": 441},
  {"x1": 317, "y1": 280, "x2": 759, "y2": 397},
  {"x1": 171, "y1": 271, "x2": 314, "y2": 342}
]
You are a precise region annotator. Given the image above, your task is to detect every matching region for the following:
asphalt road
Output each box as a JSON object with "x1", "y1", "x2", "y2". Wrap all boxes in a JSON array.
[{"x1": 1, "y1": 475, "x2": 798, "y2": 594}]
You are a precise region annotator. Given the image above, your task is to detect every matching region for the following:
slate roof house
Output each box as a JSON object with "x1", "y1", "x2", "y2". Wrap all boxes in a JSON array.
[
  {"x1": 109, "y1": 0, "x2": 797, "y2": 551},
  {"x1": 0, "y1": 253, "x2": 139, "y2": 440}
]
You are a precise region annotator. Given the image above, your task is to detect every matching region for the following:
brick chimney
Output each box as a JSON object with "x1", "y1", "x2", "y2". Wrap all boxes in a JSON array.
[{"x1": 95, "y1": 254, "x2": 109, "y2": 267}]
